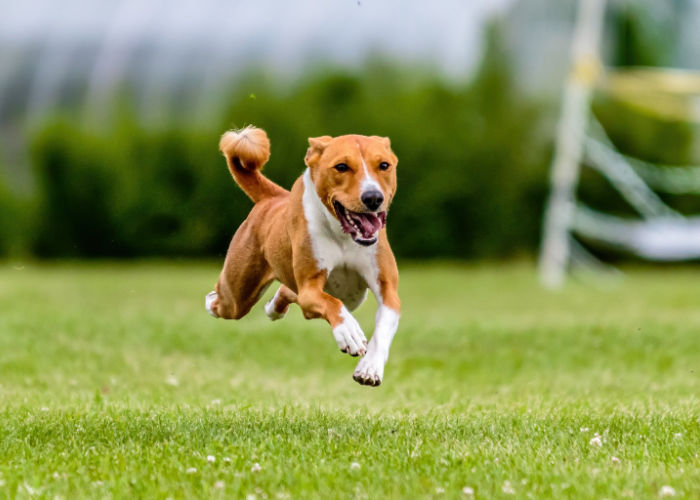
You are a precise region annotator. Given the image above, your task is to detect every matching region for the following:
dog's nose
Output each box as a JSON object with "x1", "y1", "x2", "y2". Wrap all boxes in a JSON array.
[{"x1": 361, "y1": 190, "x2": 384, "y2": 211}]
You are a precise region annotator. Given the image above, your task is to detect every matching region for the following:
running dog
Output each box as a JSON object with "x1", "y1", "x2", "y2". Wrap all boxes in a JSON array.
[{"x1": 205, "y1": 126, "x2": 400, "y2": 386}]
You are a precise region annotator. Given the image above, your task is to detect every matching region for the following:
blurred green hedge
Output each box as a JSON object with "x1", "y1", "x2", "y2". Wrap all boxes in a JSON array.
[
  {"x1": 29, "y1": 121, "x2": 236, "y2": 257},
  {"x1": 0, "y1": 178, "x2": 29, "y2": 256},
  {"x1": 2, "y1": 23, "x2": 695, "y2": 260},
  {"x1": 14, "y1": 33, "x2": 551, "y2": 259}
]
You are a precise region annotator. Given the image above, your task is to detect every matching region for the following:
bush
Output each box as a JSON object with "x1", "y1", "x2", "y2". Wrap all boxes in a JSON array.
[
  {"x1": 22, "y1": 17, "x2": 696, "y2": 261},
  {"x1": 23, "y1": 24, "x2": 552, "y2": 260},
  {"x1": 30, "y1": 121, "x2": 250, "y2": 257},
  {"x1": 0, "y1": 177, "x2": 30, "y2": 256}
]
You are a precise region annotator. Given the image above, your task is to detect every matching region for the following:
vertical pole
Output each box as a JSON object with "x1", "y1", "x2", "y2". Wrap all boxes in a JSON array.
[{"x1": 539, "y1": 0, "x2": 607, "y2": 288}]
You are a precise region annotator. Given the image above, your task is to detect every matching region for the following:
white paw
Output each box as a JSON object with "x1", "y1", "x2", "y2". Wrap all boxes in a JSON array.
[
  {"x1": 332, "y1": 307, "x2": 367, "y2": 356},
  {"x1": 205, "y1": 291, "x2": 218, "y2": 318},
  {"x1": 264, "y1": 296, "x2": 286, "y2": 321},
  {"x1": 353, "y1": 352, "x2": 384, "y2": 386}
]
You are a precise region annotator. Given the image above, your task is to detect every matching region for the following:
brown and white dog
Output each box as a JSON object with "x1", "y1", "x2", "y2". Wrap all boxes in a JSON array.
[{"x1": 205, "y1": 126, "x2": 400, "y2": 386}]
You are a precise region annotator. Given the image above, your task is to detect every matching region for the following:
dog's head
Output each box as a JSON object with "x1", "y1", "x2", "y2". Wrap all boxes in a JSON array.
[{"x1": 305, "y1": 134, "x2": 398, "y2": 246}]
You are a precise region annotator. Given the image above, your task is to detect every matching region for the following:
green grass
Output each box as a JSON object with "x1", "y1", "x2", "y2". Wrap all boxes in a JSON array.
[{"x1": 0, "y1": 261, "x2": 699, "y2": 499}]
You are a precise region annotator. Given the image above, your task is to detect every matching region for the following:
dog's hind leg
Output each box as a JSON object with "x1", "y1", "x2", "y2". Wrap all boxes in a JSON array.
[
  {"x1": 264, "y1": 284, "x2": 297, "y2": 321},
  {"x1": 206, "y1": 219, "x2": 275, "y2": 320}
]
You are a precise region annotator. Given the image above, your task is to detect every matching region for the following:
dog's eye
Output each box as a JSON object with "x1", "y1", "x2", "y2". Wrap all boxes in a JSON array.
[
  {"x1": 379, "y1": 161, "x2": 390, "y2": 171},
  {"x1": 334, "y1": 163, "x2": 350, "y2": 173}
]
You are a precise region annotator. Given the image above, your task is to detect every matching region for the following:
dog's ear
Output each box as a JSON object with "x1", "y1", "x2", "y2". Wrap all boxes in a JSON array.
[
  {"x1": 370, "y1": 136, "x2": 391, "y2": 149},
  {"x1": 305, "y1": 136, "x2": 333, "y2": 167}
]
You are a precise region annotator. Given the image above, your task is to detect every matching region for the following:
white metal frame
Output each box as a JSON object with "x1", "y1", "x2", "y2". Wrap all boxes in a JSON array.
[{"x1": 539, "y1": 0, "x2": 607, "y2": 288}]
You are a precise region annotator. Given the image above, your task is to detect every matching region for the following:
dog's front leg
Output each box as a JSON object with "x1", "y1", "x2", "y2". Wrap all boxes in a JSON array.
[
  {"x1": 352, "y1": 302, "x2": 400, "y2": 386},
  {"x1": 297, "y1": 274, "x2": 367, "y2": 356},
  {"x1": 353, "y1": 255, "x2": 401, "y2": 386}
]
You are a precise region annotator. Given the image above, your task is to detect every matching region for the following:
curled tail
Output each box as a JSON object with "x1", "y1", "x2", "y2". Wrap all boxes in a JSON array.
[{"x1": 219, "y1": 126, "x2": 288, "y2": 203}]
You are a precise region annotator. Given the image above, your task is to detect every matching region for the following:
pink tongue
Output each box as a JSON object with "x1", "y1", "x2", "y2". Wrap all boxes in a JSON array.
[{"x1": 354, "y1": 213, "x2": 382, "y2": 238}]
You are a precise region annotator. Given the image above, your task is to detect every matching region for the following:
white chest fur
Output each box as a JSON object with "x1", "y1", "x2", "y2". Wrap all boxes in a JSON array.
[{"x1": 302, "y1": 169, "x2": 379, "y2": 304}]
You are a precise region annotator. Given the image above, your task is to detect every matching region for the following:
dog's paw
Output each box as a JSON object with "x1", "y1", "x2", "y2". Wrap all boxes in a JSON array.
[
  {"x1": 205, "y1": 291, "x2": 219, "y2": 318},
  {"x1": 264, "y1": 295, "x2": 286, "y2": 321},
  {"x1": 332, "y1": 308, "x2": 367, "y2": 356},
  {"x1": 353, "y1": 353, "x2": 384, "y2": 386}
]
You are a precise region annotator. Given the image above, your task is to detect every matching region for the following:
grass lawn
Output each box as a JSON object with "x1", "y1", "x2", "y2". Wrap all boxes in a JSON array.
[{"x1": 0, "y1": 261, "x2": 698, "y2": 499}]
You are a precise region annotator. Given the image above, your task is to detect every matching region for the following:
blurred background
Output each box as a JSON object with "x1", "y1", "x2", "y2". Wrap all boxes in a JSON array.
[{"x1": 1, "y1": 0, "x2": 699, "y2": 262}]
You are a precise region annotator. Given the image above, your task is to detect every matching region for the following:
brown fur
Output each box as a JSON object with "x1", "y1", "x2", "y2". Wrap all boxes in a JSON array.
[
  {"x1": 209, "y1": 126, "x2": 400, "y2": 364},
  {"x1": 219, "y1": 126, "x2": 287, "y2": 203}
]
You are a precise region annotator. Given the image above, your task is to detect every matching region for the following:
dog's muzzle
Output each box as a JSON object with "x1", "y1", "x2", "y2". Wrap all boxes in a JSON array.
[{"x1": 333, "y1": 201, "x2": 387, "y2": 246}]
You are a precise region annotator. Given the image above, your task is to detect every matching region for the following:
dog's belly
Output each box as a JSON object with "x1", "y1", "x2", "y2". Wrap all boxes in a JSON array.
[{"x1": 324, "y1": 266, "x2": 368, "y2": 311}]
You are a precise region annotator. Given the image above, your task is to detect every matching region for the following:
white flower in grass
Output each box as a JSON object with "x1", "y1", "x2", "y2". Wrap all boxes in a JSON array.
[
  {"x1": 223, "y1": 457, "x2": 232, "y2": 464},
  {"x1": 611, "y1": 456, "x2": 621, "y2": 464},
  {"x1": 462, "y1": 486, "x2": 474, "y2": 496},
  {"x1": 246, "y1": 495, "x2": 256, "y2": 500},
  {"x1": 673, "y1": 433, "x2": 682, "y2": 439},
  {"x1": 350, "y1": 462, "x2": 361, "y2": 471},
  {"x1": 214, "y1": 481, "x2": 225, "y2": 489},
  {"x1": 251, "y1": 462, "x2": 262, "y2": 473},
  {"x1": 22, "y1": 483, "x2": 38, "y2": 495},
  {"x1": 502, "y1": 481, "x2": 515, "y2": 495},
  {"x1": 435, "y1": 487, "x2": 445, "y2": 494},
  {"x1": 659, "y1": 485, "x2": 676, "y2": 497},
  {"x1": 580, "y1": 427, "x2": 589, "y2": 433},
  {"x1": 186, "y1": 467, "x2": 197, "y2": 474},
  {"x1": 207, "y1": 455, "x2": 216, "y2": 464},
  {"x1": 589, "y1": 434, "x2": 603, "y2": 447},
  {"x1": 165, "y1": 375, "x2": 179, "y2": 387}
]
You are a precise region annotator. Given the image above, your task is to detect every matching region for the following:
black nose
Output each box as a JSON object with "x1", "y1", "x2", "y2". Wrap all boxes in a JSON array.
[{"x1": 361, "y1": 190, "x2": 384, "y2": 211}]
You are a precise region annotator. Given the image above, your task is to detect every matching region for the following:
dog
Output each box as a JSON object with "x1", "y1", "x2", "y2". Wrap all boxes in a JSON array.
[{"x1": 205, "y1": 126, "x2": 400, "y2": 386}]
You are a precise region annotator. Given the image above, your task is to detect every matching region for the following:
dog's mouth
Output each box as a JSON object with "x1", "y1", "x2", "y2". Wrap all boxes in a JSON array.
[{"x1": 333, "y1": 201, "x2": 386, "y2": 246}]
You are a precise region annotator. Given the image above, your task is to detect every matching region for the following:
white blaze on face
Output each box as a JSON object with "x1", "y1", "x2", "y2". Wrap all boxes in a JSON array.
[{"x1": 358, "y1": 144, "x2": 382, "y2": 197}]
